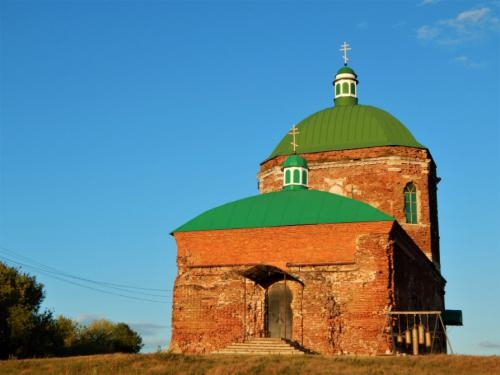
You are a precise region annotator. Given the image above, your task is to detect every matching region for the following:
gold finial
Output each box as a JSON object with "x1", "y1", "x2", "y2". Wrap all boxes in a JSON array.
[
  {"x1": 340, "y1": 41, "x2": 351, "y2": 66},
  {"x1": 289, "y1": 126, "x2": 299, "y2": 153}
]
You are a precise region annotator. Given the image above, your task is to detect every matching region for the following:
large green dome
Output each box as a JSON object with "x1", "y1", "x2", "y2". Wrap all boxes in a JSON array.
[
  {"x1": 173, "y1": 189, "x2": 393, "y2": 233},
  {"x1": 267, "y1": 105, "x2": 425, "y2": 160}
]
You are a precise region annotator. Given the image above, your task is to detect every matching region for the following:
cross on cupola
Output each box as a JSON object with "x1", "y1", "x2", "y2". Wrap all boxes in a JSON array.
[
  {"x1": 333, "y1": 41, "x2": 359, "y2": 106},
  {"x1": 289, "y1": 126, "x2": 299, "y2": 153},
  {"x1": 282, "y1": 126, "x2": 309, "y2": 191},
  {"x1": 340, "y1": 41, "x2": 351, "y2": 66}
]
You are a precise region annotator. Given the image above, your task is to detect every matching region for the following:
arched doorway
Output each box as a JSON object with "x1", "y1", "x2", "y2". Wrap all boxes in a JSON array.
[
  {"x1": 267, "y1": 282, "x2": 293, "y2": 339},
  {"x1": 241, "y1": 265, "x2": 302, "y2": 340}
]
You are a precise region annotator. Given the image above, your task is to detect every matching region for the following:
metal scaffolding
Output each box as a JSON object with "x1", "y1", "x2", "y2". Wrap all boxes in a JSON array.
[{"x1": 384, "y1": 311, "x2": 453, "y2": 355}]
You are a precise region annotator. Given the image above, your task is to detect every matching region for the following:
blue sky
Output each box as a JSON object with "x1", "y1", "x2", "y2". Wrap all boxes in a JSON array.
[{"x1": 1, "y1": 0, "x2": 499, "y2": 354}]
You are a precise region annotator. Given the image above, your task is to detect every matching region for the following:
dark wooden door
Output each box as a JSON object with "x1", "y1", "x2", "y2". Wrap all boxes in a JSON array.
[{"x1": 267, "y1": 282, "x2": 293, "y2": 339}]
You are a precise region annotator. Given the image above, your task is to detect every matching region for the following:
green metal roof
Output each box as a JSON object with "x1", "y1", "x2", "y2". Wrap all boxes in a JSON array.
[
  {"x1": 173, "y1": 189, "x2": 393, "y2": 233},
  {"x1": 267, "y1": 105, "x2": 425, "y2": 160},
  {"x1": 283, "y1": 155, "x2": 308, "y2": 168}
]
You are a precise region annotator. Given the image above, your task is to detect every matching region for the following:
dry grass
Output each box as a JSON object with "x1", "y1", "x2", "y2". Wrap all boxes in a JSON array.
[{"x1": 0, "y1": 352, "x2": 499, "y2": 375}]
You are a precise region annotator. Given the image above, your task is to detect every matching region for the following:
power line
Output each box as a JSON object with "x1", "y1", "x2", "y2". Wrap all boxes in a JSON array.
[
  {"x1": 1, "y1": 255, "x2": 168, "y2": 304},
  {"x1": 0, "y1": 245, "x2": 172, "y2": 292},
  {"x1": 0, "y1": 255, "x2": 171, "y2": 304},
  {"x1": 0, "y1": 245, "x2": 173, "y2": 304}
]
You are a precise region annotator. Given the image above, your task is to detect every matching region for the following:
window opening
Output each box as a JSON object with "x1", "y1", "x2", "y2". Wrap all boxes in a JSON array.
[
  {"x1": 342, "y1": 82, "x2": 349, "y2": 94},
  {"x1": 293, "y1": 169, "x2": 300, "y2": 184},
  {"x1": 404, "y1": 183, "x2": 417, "y2": 224},
  {"x1": 285, "y1": 170, "x2": 291, "y2": 184}
]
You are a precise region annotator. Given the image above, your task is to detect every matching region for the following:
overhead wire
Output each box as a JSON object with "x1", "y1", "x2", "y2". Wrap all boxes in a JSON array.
[{"x1": 0, "y1": 245, "x2": 172, "y2": 304}]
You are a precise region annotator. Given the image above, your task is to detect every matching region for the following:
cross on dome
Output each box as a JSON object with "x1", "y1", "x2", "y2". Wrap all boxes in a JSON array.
[
  {"x1": 340, "y1": 41, "x2": 351, "y2": 66},
  {"x1": 289, "y1": 126, "x2": 299, "y2": 153},
  {"x1": 333, "y1": 41, "x2": 358, "y2": 106}
]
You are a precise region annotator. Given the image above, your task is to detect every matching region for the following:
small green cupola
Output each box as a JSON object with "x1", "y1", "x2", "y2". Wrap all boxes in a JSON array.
[
  {"x1": 283, "y1": 155, "x2": 308, "y2": 190},
  {"x1": 333, "y1": 42, "x2": 358, "y2": 106}
]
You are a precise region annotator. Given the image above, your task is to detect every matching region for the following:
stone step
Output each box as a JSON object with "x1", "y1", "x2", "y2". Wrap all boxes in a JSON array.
[
  {"x1": 212, "y1": 338, "x2": 308, "y2": 355},
  {"x1": 215, "y1": 349, "x2": 303, "y2": 355},
  {"x1": 216, "y1": 350, "x2": 304, "y2": 355},
  {"x1": 221, "y1": 345, "x2": 299, "y2": 352},
  {"x1": 245, "y1": 338, "x2": 284, "y2": 343},
  {"x1": 226, "y1": 342, "x2": 295, "y2": 347}
]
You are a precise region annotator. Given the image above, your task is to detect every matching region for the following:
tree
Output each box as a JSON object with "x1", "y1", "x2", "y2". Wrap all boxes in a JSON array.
[
  {"x1": 75, "y1": 319, "x2": 143, "y2": 355},
  {"x1": 0, "y1": 262, "x2": 143, "y2": 358},
  {"x1": 0, "y1": 261, "x2": 52, "y2": 358},
  {"x1": 53, "y1": 315, "x2": 79, "y2": 356},
  {"x1": 110, "y1": 322, "x2": 143, "y2": 353}
]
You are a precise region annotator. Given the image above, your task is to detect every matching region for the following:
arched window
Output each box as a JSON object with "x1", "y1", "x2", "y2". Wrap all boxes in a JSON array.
[
  {"x1": 302, "y1": 170, "x2": 307, "y2": 185},
  {"x1": 284, "y1": 169, "x2": 291, "y2": 184},
  {"x1": 335, "y1": 83, "x2": 340, "y2": 96},
  {"x1": 293, "y1": 169, "x2": 300, "y2": 184},
  {"x1": 342, "y1": 82, "x2": 349, "y2": 94},
  {"x1": 404, "y1": 183, "x2": 417, "y2": 224},
  {"x1": 350, "y1": 83, "x2": 356, "y2": 96}
]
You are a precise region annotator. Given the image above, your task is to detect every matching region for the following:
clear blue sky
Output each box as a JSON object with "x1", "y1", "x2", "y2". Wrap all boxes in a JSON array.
[{"x1": 1, "y1": 0, "x2": 499, "y2": 354}]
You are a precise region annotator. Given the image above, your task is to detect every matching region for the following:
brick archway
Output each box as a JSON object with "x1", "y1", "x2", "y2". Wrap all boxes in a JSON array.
[{"x1": 241, "y1": 265, "x2": 303, "y2": 340}]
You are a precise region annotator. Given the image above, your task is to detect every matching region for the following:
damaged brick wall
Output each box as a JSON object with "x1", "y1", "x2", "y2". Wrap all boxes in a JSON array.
[
  {"x1": 170, "y1": 222, "x2": 399, "y2": 355},
  {"x1": 288, "y1": 233, "x2": 395, "y2": 355},
  {"x1": 169, "y1": 267, "x2": 246, "y2": 353}
]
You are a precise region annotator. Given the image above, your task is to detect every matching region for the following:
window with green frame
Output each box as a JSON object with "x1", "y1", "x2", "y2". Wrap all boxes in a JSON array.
[
  {"x1": 293, "y1": 169, "x2": 300, "y2": 183},
  {"x1": 404, "y1": 183, "x2": 417, "y2": 224},
  {"x1": 336, "y1": 83, "x2": 340, "y2": 95}
]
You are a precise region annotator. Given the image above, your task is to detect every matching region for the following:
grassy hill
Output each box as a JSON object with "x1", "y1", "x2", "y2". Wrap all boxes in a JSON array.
[{"x1": 0, "y1": 352, "x2": 499, "y2": 375}]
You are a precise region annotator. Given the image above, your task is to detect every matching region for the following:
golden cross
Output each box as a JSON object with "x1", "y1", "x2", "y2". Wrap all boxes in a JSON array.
[
  {"x1": 340, "y1": 41, "x2": 351, "y2": 66},
  {"x1": 289, "y1": 126, "x2": 299, "y2": 153}
]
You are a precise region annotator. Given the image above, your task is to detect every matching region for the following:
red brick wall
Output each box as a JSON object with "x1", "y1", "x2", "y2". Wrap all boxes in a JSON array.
[
  {"x1": 174, "y1": 222, "x2": 392, "y2": 270},
  {"x1": 258, "y1": 146, "x2": 441, "y2": 269}
]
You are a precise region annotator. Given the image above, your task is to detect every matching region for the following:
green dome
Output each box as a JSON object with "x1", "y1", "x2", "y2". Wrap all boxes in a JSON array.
[
  {"x1": 336, "y1": 66, "x2": 356, "y2": 75},
  {"x1": 267, "y1": 105, "x2": 425, "y2": 159},
  {"x1": 283, "y1": 155, "x2": 308, "y2": 168},
  {"x1": 173, "y1": 189, "x2": 393, "y2": 233}
]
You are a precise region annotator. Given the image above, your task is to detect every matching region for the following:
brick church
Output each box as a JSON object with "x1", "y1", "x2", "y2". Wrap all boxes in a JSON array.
[{"x1": 169, "y1": 45, "x2": 459, "y2": 355}]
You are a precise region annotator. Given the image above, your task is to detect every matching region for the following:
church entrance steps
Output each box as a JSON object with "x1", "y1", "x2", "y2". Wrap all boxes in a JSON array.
[{"x1": 212, "y1": 337, "x2": 309, "y2": 355}]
